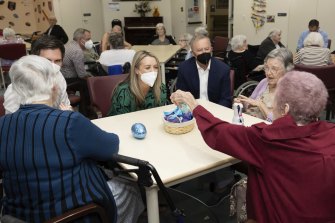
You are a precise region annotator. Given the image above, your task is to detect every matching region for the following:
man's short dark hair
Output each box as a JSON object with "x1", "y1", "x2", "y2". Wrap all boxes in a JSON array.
[
  {"x1": 308, "y1": 19, "x2": 319, "y2": 27},
  {"x1": 31, "y1": 35, "x2": 65, "y2": 59},
  {"x1": 109, "y1": 32, "x2": 124, "y2": 49},
  {"x1": 112, "y1": 19, "x2": 122, "y2": 28}
]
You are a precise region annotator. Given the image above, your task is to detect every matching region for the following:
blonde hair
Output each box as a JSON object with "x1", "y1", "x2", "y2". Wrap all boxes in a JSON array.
[
  {"x1": 155, "y1": 23, "x2": 166, "y2": 35},
  {"x1": 125, "y1": 50, "x2": 162, "y2": 107}
]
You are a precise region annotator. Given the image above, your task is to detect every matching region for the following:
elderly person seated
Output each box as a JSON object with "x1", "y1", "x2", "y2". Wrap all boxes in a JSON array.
[
  {"x1": 236, "y1": 48, "x2": 294, "y2": 122},
  {"x1": 257, "y1": 28, "x2": 285, "y2": 62},
  {"x1": 150, "y1": 23, "x2": 176, "y2": 45},
  {"x1": 228, "y1": 34, "x2": 264, "y2": 89},
  {"x1": 0, "y1": 27, "x2": 24, "y2": 44},
  {"x1": 101, "y1": 22, "x2": 132, "y2": 52},
  {"x1": 294, "y1": 32, "x2": 333, "y2": 66},
  {"x1": 107, "y1": 50, "x2": 167, "y2": 116},
  {"x1": 99, "y1": 32, "x2": 136, "y2": 74},
  {"x1": 0, "y1": 55, "x2": 144, "y2": 223},
  {"x1": 171, "y1": 70, "x2": 335, "y2": 223}
]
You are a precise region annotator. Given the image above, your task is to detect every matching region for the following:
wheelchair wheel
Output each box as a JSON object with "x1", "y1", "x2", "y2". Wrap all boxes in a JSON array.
[{"x1": 234, "y1": 81, "x2": 259, "y2": 98}]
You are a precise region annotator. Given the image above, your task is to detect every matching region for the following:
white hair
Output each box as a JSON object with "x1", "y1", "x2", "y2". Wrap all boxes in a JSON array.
[
  {"x1": 268, "y1": 28, "x2": 281, "y2": 38},
  {"x1": 9, "y1": 55, "x2": 58, "y2": 105},
  {"x1": 303, "y1": 32, "x2": 324, "y2": 47},
  {"x1": 3, "y1": 27, "x2": 16, "y2": 40},
  {"x1": 194, "y1": 26, "x2": 208, "y2": 37},
  {"x1": 230, "y1": 35, "x2": 247, "y2": 51}
]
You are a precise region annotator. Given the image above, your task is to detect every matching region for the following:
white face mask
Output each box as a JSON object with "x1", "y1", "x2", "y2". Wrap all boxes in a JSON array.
[
  {"x1": 140, "y1": 71, "x2": 158, "y2": 87},
  {"x1": 84, "y1": 39, "x2": 94, "y2": 50}
]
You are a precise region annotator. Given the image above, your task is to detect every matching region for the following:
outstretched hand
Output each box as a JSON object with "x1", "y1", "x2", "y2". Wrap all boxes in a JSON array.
[
  {"x1": 237, "y1": 95, "x2": 260, "y2": 107},
  {"x1": 170, "y1": 90, "x2": 199, "y2": 111}
]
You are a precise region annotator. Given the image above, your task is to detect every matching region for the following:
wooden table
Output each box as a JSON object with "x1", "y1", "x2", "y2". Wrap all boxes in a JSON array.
[
  {"x1": 91, "y1": 99, "x2": 267, "y2": 222},
  {"x1": 132, "y1": 45, "x2": 181, "y2": 84}
]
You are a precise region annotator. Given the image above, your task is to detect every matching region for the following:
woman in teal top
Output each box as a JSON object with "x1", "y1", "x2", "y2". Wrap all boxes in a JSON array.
[{"x1": 108, "y1": 50, "x2": 167, "y2": 116}]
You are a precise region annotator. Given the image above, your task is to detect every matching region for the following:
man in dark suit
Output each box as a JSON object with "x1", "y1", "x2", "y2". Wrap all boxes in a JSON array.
[
  {"x1": 176, "y1": 35, "x2": 231, "y2": 108},
  {"x1": 44, "y1": 16, "x2": 68, "y2": 44}
]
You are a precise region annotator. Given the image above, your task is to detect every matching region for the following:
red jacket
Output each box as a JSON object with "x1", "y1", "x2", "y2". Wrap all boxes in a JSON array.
[{"x1": 193, "y1": 105, "x2": 335, "y2": 223}]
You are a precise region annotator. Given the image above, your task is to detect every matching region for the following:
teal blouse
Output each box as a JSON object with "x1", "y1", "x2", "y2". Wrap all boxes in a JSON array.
[{"x1": 107, "y1": 82, "x2": 167, "y2": 116}]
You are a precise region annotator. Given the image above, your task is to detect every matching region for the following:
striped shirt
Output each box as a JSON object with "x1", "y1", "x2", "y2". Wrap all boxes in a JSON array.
[
  {"x1": 0, "y1": 104, "x2": 119, "y2": 222},
  {"x1": 294, "y1": 46, "x2": 333, "y2": 66}
]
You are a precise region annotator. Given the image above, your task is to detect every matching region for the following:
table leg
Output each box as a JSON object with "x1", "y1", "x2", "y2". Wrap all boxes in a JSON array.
[
  {"x1": 145, "y1": 186, "x2": 160, "y2": 223},
  {"x1": 160, "y1": 62, "x2": 166, "y2": 84}
]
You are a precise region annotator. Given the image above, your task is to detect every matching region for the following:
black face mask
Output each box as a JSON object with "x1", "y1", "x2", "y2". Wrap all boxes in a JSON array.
[{"x1": 196, "y1": 52, "x2": 211, "y2": 65}]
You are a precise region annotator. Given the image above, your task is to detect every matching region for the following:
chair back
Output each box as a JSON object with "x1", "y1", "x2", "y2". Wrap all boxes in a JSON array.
[
  {"x1": 328, "y1": 39, "x2": 332, "y2": 49},
  {"x1": 0, "y1": 43, "x2": 27, "y2": 61},
  {"x1": 0, "y1": 96, "x2": 5, "y2": 117},
  {"x1": 87, "y1": 74, "x2": 129, "y2": 117},
  {"x1": 294, "y1": 64, "x2": 335, "y2": 90},
  {"x1": 107, "y1": 65, "x2": 123, "y2": 75},
  {"x1": 229, "y1": 69, "x2": 235, "y2": 98},
  {"x1": 212, "y1": 36, "x2": 229, "y2": 57},
  {"x1": 294, "y1": 63, "x2": 335, "y2": 120}
]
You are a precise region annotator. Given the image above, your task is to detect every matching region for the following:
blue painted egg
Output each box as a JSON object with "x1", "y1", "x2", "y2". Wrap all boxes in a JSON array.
[{"x1": 131, "y1": 123, "x2": 147, "y2": 139}]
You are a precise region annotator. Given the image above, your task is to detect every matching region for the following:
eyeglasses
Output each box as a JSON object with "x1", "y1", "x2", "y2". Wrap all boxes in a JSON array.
[
  {"x1": 264, "y1": 65, "x2": 283, "y2": 73},
  {"x1": 179, "y1": 39, "x2": 187, "y2": 42}
]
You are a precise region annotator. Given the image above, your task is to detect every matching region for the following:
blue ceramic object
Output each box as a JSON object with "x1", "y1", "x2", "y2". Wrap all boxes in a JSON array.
[{"x1": 131, "y1": 123, "x2": 147, "y2": 139}]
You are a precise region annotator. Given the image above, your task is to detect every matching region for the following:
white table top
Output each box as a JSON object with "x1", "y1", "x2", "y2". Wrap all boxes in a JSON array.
[
  {"x1": 92, "y1": 99, "x2": 267, "y2": 186},
  {"x1": 132, "y1": 45, "x2": 181, "y2": 64}
]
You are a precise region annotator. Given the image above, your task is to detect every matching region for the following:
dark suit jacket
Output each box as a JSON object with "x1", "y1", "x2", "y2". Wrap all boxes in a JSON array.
[
  {"x1": 176, "y1": 57, "x2": 231, "y2": 108},
  {"x1": 45, "y1": 24, "x2": 69, "y2": 44},
  {"x1": 257, "y1": 37, "x2": 284, "y2": 61}
]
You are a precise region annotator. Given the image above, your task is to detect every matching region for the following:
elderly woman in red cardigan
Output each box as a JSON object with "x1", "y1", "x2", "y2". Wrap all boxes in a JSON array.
[{"x1": 170, "y1": 71, "x2": 335, "y2": 223}]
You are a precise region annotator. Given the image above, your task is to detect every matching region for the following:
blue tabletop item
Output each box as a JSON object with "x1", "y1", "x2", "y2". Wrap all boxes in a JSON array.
[
  {"x1": 164, "y1": 104, "x2": 193, "y2": 123},
  {"x1": 131, "y1": 123, "x2": 147, "y2": 139}
]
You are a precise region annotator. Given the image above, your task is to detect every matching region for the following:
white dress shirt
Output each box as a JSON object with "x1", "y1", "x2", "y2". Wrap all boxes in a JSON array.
[{"x1": 196, "y1": 60, "x2": 211, "y2": 101}]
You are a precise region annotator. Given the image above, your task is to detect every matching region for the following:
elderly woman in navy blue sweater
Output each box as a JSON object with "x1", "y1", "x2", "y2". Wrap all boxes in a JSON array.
[{"x1": 0, "y1": 55, "x2": 143, "y2": 223}]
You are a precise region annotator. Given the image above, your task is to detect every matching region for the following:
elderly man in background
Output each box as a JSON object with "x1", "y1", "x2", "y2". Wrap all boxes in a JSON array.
[
  {"x1": 171, "y1": 70, "x2": 335, "y2": 223},
  {"x1": 177, "y1": 35, "x2": 231, "y2": 108},
  {"x1": 4, "y1": 35, "x2": 71, "y2": 114},
  {"x1": 257, "y1": 28, "x2": 285, "y2": 62},
  {"x1": 44, "y1": 16, "x2": 68, "y2": 44},
  {"x1": 297, "y1": 19, "x2": 328, "y2": 51}
]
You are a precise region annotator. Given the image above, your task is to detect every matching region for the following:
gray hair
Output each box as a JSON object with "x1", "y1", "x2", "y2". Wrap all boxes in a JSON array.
[
  {"x1": 190, "y1": 35, "x2": 211, "y2": 51},
  {"x1": 268, "y1": 28, "x2": 281, "y2": 38},
  {"x1": 3, "y1": 27, "x2": 16, "y2": 40},
  {"x1": 9, "y1": 55, "x2": 58, "y2": 105},
  {"x1": 109, "y1": 32, "x2": 124, "y2": 49},
  {"x1": 194, "y1": 26, "x2": 209, "y2": 37},
  {"x1": 179, "y1": 33, "x2": 193, "y2": 49},
  {"x1": 73, "y1": 28, "x2": 89, "y2": 41},
  {"x1": 156, "y1": 23, "x2": 166, "y2": 34},
  {"x1": 230, "y1": 35, "x2": 247, "y2": 51},
  {"x1": 264, "y1": 48, "x2": 294, "y2": 72},
  {"x1": 303, "y1": 32, "x2": 323, "y2": 47}
]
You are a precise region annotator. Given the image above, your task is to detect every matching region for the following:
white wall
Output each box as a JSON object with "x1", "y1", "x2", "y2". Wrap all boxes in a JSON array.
[
  {"x1": 233, "y1": 0, "x2": 335, "y2": 52},
  {"x1": 101, "y1": 0, "x2": 173, "y2": 36}
]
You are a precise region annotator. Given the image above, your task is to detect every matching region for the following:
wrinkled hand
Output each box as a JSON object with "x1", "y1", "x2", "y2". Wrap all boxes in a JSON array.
[
  {"x1": 170, "y1": 90, "x2": 199, "y2": 111},
  {"x1": 237, "y1": 95, "x2": 260, "y2": 107},
  {"x1": 59, "y1": 103, "x2": 73, "y2": 111}
]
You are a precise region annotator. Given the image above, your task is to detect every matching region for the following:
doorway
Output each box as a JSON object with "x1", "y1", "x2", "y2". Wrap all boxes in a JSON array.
[{"x1": 53, "y1": 0, "x2": 104, "y2": 42}]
